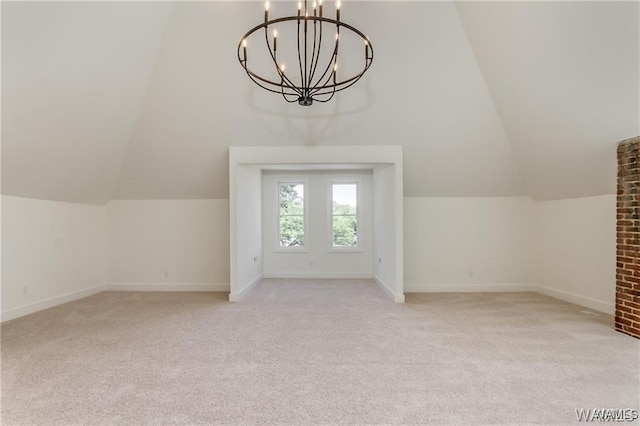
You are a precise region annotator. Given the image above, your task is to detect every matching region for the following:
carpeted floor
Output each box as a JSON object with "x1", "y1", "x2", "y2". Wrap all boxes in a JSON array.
[{"x1": 2, "y1": 279, "x2": 639, "y2": 424}]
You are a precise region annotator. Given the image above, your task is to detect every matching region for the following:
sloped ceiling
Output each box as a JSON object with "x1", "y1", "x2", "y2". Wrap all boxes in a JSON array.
[
  {"x1": 1, "y1": 2, "x2": 174, "y2": 204},
  {"x1": 2, "y1": 1, "x2": 638, "y2": 203},
  {"x1": 456, "y1": 1, "x2": 639, "y2": 200},
  {"x1": 113, "y1": 1, "x2": 522, "y2": 199}
]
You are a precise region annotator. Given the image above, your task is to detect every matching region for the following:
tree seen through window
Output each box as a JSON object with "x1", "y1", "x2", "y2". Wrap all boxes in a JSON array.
[
  {"x1": 332, "y1": 183, "x2": 358, "y2": 247},
  {"x1": 279, "y1": 183, "x2": 305, "y2": 247}
]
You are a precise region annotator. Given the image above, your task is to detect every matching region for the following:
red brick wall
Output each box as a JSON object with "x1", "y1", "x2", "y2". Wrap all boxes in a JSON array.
[{"x1": 616, "y1": 137, "x2": 640, "y2": 339}]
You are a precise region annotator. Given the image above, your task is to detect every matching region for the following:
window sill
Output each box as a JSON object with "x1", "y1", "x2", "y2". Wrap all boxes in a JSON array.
[
  {"x1": 328, "y1": 247, "x2": 363, "y2": 253},
  {"x1": 274, "y1": 248, "x2": 310, "y2": 254}
]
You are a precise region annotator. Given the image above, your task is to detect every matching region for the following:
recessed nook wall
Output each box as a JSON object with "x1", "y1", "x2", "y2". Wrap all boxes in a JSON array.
[
  {"x1": 229, "y1": 165, "x2": 263, "y2": 301},
  {"x1": 262, "y1": 171, "x2": 374, "y2": 279},
  {"x1": 229, "y1": 146, "x2": 404, "y2": 302}
]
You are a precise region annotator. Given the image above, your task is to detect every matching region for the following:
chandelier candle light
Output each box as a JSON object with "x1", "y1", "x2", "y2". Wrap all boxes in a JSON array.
[{"x1": 237, "y1": 0, "x2": 373, "y2": 106}]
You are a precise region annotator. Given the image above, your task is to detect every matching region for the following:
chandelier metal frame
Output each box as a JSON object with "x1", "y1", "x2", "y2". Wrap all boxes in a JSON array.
[{"x1": 237, "y1": 1, "x2": 373, "y2": 106}]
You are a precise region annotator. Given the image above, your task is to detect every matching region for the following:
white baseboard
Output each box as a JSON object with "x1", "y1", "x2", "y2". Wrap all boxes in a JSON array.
[
  {"x1": 404, "y1": 284, "x2": 536, "y2": 293},
  {"x1": 1, "y1": 280, "x2": 614, "y2": 322},
  {"x1": 536, "y1": 286, "x2": 614, "y2": 315},
  {"x1": 229, "y1": 274, "x2": 262, "y2": 302},
  {"x1": 403, "y1": 283, "x2": 614, "y2": 315},
  {"x1": 373, "y1": 274, "x2": 405, "y2": 303},
  {"x1": 263, "y1": 272, "x2": 372, "y2": 279},
  {"x1": 105, "y1": 283, "x2": 229, "y2": 292},
  {"x1": 1, "y1": 285, "x2": 105, "y2": 323}
]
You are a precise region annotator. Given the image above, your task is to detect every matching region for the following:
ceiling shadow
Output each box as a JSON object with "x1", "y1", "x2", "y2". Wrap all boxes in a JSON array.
[{"x1": 242, "y1": 76, "x2": 375, "y2": 145}]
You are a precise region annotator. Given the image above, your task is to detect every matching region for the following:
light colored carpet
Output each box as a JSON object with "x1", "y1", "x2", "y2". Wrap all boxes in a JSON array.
[{"x1": 2, "y1": 279, "x2": 639, "y2": 425}]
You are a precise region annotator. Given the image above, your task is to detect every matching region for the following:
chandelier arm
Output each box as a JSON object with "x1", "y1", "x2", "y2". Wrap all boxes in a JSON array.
[
  {"x1": 312, "y1": 69, "x2": 368, "y2": 96},
  {"x1": 309, "y1": 59, "x2": 336, "y2": 96},
  {"x1": 280, "y1": 73, "x2": 298, "y2": 103},
  {"x1": 312, "y1": 89, "x2": 337, "y2": 103},
  {"x1": 309, "y1": 53, "x2": 338, "y2": 96},
  {"x1": 314, "y1": 77, "x2": 361, "y2": 96},
  {"x1": 308, "y1": 15, "x2": 324, "y2": 87},
  {"x1": 243, "y1": 66, "x2": 301, "y2": 96},
  {"x1": 311, "y1": 54, "x2": 373, "y2": 95},
  {"x1": 313, "y1": 67, "x2": 370, "y2": 96},
  {"x1": 297, "y1": 18, "x2": 304, "y2": 96},
  {"x1": 314, "y1": 58, "x2": 338, "y2": 100},
  {"x1": 283, "y1": 94, "x2": 300, "y2": 103},
  {"x1": 277, "y1": 67, "x2": 301, "y2": 97},
  {"x1": 308, "y1": 17, "x2": 319, "y2": 89},
  {"x1": 281, "y1": 85, "x2": 300, "y2": 103},
  {"x1": 310, "y1": 28, "x2": 376, "y2": 95},
  {"x1": 243, "y1": 65, "x2": 299, "y2": 93},
  {"x1": 303, "y1": 16, "x2": 308, "y2": 97},
  {"x1": 308, "y1": 27, "x2": 339, "y2": 94},
  {"x1": 245, "y1": 70, "x2": 299, "y2": 96},
  {"x1": 263, "y1": 26, "x2": 302, "y2": 95}
]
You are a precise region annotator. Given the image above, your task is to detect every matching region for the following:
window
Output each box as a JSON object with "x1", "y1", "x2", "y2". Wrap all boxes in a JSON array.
[
  {"x1": 331, "y1": 182, "x2": 359, "y2": 248},
  {"x1": 278, "y1": 182, "x2": 306, "y2": 249}
]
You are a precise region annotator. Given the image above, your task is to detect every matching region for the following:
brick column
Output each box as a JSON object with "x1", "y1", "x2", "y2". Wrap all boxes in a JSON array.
[{"x1": 616, "y1": 136, "x2": 640, "y2": 339}]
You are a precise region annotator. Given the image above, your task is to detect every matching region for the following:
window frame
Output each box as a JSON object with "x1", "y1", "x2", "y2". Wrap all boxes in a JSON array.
[
  {"x1": 275, "y1": 178, "x2": 309, "y2": 252},
  {"x1": 328, "y1": 178, "x2": 363, "y2": 253}
]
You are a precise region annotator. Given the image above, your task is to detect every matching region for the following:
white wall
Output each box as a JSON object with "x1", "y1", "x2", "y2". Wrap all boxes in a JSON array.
[
  {"x1": 534, "y1": 195, "x2": 616, "y2": 314},
  {"x1": 232, "y1": 166, "x2": 263, "y2": 298},
  {"x1": 1, "y1": 196, "x2": 105, "y2": 321},
  {"x1": 103, "y1": 194, "x2": 615, "y2": 313},
  {"x1": 1, "y1": 193, "x2": 617, "y2": 319},
  {"x1": 403, "y1": 197, "x2": 534, "y2": 292},
  {"x1": 102, "y1": 194, "x2": 617, "y2": 313},
  {"x1": 401, "y1": 194, "x2": 616, "y2": 314},
  {"x1": 106, "y1": 199, "x2": 229, "y2": 291},
  {"x1": 373, "y1": 165, "x2": 398, "y2": 296},
  {"x1": 262, "y1": 171, "x2": 373, "y2": 278}
]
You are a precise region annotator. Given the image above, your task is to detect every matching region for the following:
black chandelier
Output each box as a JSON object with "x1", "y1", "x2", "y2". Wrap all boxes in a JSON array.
[{"x1": 237, "y1": 0, "x2": 373, "y2": 106}]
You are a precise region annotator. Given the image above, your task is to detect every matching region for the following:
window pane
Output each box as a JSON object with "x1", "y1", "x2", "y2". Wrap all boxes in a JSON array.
[
  {"x1": 279, "y1": 183, "x2": 305, "y2": 248},
  {"x1": 332, "y1": 215, "x2": 357, "y2": 247},
  {"x1": 332, "y1": 184, "x2": 357, "y2": 214},
  {"x1": 280, "y1": 184, "x2": 304, "y2": 215},
  {"x1": 332, "y1": 183, "x2": 358, "y2": 247},
  {"x1": 280, "y1": 215, "x2": 304, "y2": 247}
]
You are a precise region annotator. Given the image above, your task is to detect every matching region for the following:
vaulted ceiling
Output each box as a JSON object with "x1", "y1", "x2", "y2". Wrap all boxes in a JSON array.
[{"x1": 2, "y1": 1, "x2": 638, "y2": 204}]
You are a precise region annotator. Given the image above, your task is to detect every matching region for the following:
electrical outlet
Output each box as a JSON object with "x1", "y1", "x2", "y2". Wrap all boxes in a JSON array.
[
  {"x1": 22, "y1": 286, "x2": 28, "y2": 295},
  {"x1": 469, "y1": 271, "x2": 474, "y2": 279},
  {"x1": 253, "y1": 256, "x2": 258, "y2": 262},
  {"x1": 378, "y1": 257, "x2": 382, "y2": 264},
  {"x1": 164, "y1": 271, "x2": 169, "y2": 278}
]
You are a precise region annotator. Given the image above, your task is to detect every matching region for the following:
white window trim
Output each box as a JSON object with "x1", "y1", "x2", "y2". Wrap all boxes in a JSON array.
[
  {"x1": 328, "y1": 177, "x2": 363, "y2": 253},
  {"x1": 275, "y1": 178, "x2": 309, "y2": 253}
]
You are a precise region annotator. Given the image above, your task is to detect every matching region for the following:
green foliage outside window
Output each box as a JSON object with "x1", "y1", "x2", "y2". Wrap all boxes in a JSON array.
[
  {"x1": 279, "y1": 184, "x2": 305, "y2": 247},
  {"x1": 278, "y1": 182, "x2": 358, "y2": 248},
  {"x1": 332, "y1": 202, "x2": 357, "y2": 247}
]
